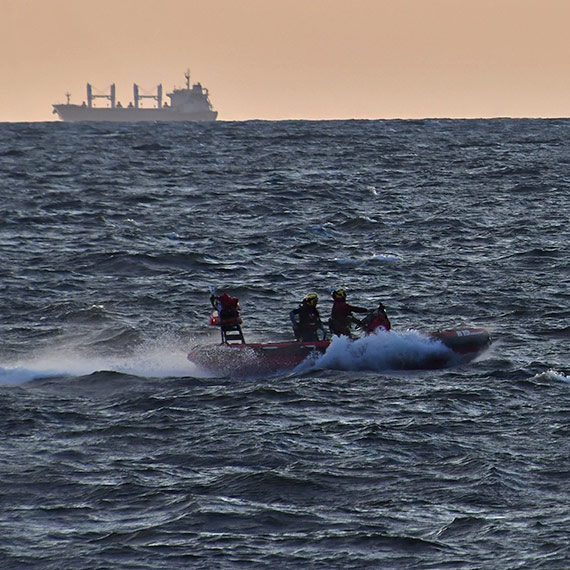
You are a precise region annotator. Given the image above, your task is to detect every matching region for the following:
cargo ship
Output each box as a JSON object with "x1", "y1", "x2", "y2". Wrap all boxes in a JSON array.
[{"x1": 52, "y1": 71, "x2": 217, "y2": 122}]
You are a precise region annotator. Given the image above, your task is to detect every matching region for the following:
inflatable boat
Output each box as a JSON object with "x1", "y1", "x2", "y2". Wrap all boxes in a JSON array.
[{"x1": 188, "y1": 327, "x2": 492, "y2": 377}]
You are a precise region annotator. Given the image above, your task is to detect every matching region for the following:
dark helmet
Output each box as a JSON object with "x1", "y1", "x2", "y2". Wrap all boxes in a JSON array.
[{"x1": 332, "y1": 288, "x2": 346, "y2": 300}]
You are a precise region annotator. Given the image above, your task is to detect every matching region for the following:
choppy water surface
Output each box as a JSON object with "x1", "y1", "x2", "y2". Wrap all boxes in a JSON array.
[{"x1": 1, "y1": 119, "x2": 569, "y2": 568}]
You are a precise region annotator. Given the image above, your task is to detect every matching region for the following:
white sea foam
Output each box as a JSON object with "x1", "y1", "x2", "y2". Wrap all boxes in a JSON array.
[
  {"x1": 533, "y1": 369, "x2": 570, "y2": 384},
  {"x1": 0, "y1": 336, "x2": 209, "y2": 386},
  {"x1": 334, "y1": 252, "x2": 401, "y2": 266},
  {"x1": 303, "y1": 329, "x2": 455, "y2": 372}
]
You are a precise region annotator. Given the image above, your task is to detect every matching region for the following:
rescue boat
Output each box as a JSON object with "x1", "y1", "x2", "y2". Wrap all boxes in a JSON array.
[{"x1": 187, "y1": 327, "x2": 492, "y2": 377}]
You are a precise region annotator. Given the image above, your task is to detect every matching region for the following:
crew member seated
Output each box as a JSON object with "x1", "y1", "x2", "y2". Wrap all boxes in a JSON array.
[
  {"x1": 361, "y1": 301, "x2": 391, "y2": 334},
  {"x1": 210, "y1": 292, "x2": 245, "y2": 343},
  {"x1": 290, "y1": 292, "x2": 326, "y2": 342},
  {"x1": 214, "y1": 293, "x2": 241, "y2": 325},
  {"x1": 329, "y1": 288, "x2": 368, "y2": 337}
]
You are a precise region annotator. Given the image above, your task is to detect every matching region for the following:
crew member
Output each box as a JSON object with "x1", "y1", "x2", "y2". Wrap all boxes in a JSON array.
[
  {"x1": 362, "y1": 301, "x2": 391, "y2": 333},
  {"x1": 211, "y1": 292, "x2": 242, "y2": 329},
  {"x1": 290, "y1": 292, "x2": 325, "y2": 342},
  {"x1": 329, "y1": 288, "x2": 368, "y2": 337}
]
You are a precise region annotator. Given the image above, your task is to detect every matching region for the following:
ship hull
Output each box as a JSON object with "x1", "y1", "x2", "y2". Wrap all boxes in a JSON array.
[{"x1": 53, "y1": 104, "x2": 217, "y2": 123}]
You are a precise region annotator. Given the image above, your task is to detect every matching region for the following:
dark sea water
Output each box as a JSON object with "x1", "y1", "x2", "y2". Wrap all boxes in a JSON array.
[{"x1": 0, "y1": 119, "x2": 568, "y2": 569}]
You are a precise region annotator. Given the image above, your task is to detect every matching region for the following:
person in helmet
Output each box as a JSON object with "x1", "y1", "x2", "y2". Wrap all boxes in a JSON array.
[
  {"x1": 290, "y1": 292, "x2": 326, "y2": 342},
  {"x1": 361, "y1": 301, "x2": 391, "y2": 334},
  {"x1": 329, "y1": 288, "x2": 368, "y2": 337}
]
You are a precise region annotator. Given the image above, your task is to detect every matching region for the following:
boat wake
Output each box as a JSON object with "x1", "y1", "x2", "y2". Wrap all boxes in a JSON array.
[{"x1": 0, "y1": 338, "x2": 209, "y2": 386}]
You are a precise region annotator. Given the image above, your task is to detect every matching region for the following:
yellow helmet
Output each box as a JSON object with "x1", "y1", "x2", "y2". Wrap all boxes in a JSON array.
[
  {"x1": 303, "y1": 292, "x2": 319, "y2": 306},
  {"x1": 332, "y1": 288, "x2": 346, "y2": 300}
]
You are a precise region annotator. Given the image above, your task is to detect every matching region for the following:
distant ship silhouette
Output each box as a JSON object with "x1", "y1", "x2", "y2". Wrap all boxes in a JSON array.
[{"x1": 53, "y1": 70, "x2": 217, "y2": 122}]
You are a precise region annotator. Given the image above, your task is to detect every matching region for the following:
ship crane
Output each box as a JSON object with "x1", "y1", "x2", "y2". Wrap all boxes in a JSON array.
[
  {"x1": 86, "y1": 84, "x2": 116, "y2": 108},
  {"x1": 133, "y1": 84, "x2": 163, "y2": 108}
]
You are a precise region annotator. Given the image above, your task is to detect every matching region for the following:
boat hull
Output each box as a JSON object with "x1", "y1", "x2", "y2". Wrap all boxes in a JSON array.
[
  {"x1": 52, "y1": 104, "x2": 218, "y2": 122},
  {"x1": 188, "y1": 328, "x2": 491, "y2": 377},
  {"x1": 429, "y1": 328, "x2": 492, "y2": 355}
]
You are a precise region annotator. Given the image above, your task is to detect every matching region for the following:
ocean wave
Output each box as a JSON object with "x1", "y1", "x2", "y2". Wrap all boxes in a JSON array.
[
  {"x1": 532, "y1": 369, "x2": 570, "y2": 384},
  {"x1": 1, "y1": 119, "x2": 569, "y2": 569}
]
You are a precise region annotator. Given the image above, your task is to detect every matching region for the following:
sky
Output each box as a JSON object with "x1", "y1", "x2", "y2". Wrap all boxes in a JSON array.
[{"x1": 2, "y1": 0, "x2": 570, "y2": 122}]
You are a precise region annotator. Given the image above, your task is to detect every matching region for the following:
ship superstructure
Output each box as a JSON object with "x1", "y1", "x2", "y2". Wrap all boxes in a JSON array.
[{"x1": 53, "y1": 71, "x2": 218, "y2": 122}]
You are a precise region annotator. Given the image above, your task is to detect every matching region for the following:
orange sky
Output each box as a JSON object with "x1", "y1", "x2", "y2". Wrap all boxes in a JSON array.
[{"x1": 2, "y1": 0, "x2": 570, "y2": 121}]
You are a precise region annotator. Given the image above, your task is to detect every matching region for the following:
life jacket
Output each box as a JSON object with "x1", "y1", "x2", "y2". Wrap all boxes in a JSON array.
[
  {"x1": 362, "y1": 308, "x2": 391, "y2": 333},
  {"x1": 290, "y1": 302, "x2": 323, "y2": 341},
  {"x1": 218, "y1": 293, "x2": 242, "y2": 326},
  {"x1": 298, "y1": 303, "x2": 320, "y2": 328}
]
